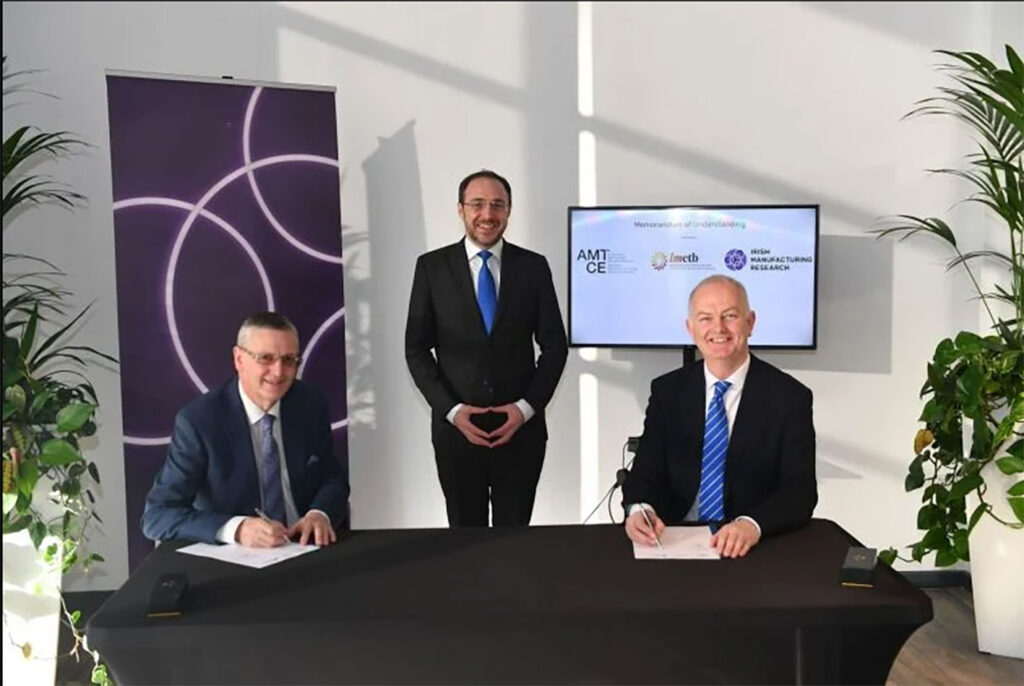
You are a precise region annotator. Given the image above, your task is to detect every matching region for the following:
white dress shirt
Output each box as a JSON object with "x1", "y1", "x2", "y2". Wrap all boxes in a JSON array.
[{"x1": 445, "y1": 236, "x2": 535, "y2": 425}]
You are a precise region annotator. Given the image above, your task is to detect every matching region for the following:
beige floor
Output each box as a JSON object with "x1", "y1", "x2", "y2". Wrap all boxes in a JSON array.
[{"x1": 888, "y1": 588, "x2": 1024, "y2": 686}]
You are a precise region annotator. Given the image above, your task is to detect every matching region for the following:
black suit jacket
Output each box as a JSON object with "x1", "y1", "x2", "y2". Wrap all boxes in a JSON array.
[
  {"x1": 141, "y1": 378, "x2": 350, "y2": 543},
  {"x1": 622, "y1": 355, "x2": 817, "y2": 536},
  {"x1": 405, "y1": 239, "x2": 568, "y2": 436}
]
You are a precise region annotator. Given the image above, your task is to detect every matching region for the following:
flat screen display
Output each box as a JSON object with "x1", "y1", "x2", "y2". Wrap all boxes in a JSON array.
[{"x1": 568, "y1": 205, "x2": 819, "y2": 348}]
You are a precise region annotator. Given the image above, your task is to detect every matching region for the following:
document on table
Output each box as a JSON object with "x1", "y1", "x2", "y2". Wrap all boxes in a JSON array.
[
  {"x1": 633, "y1": 526, "x2": 721, "y2": 560},
  {"x1": 177, "y1": 541, "x2": 318, "y2": 568}
]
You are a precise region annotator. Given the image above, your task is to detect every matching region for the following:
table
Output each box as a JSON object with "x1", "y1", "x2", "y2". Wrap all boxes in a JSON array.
[{"x1": 87, "y1": 519, "x2": 932, "y2": 684}]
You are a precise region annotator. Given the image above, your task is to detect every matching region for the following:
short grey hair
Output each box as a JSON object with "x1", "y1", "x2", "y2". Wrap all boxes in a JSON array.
[
  {"x1": 236, "y1": 312, "x2": 299, "y2": 348},
  {"x1": 687, "y1": 275, "x2": 751, "y2": 316}
]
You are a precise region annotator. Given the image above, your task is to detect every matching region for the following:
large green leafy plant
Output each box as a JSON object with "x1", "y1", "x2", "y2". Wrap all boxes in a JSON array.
[
  {"x1": 874, "y1": 46, "x2": 1023, "y2": 567},
  {"x1": 2, "y1": 56, "x2": 114, "y2": 685}
]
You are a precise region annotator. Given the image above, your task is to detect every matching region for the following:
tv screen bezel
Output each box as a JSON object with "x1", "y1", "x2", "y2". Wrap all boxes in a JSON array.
[{"x1": 566, "y1": 203, "x2": 820, "y2": 351}]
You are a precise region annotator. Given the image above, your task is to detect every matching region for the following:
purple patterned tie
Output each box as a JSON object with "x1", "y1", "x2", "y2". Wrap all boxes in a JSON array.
[{"x1": 259, "y1": 414, "x2": 285, "y2": 522}]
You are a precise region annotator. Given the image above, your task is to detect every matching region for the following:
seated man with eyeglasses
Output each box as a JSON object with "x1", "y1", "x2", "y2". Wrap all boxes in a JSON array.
[{"x1": 142, "y1": 312, "x2": 349, "y2": 547}]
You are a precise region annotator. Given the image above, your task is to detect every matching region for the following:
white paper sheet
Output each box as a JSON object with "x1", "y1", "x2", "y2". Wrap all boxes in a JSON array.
[
  {"x1": 633, "y1": 526, "x2": 721, "y2": 560},
  {"x1": 177, "y1": 541, "x2": 318, "y2": 568}
]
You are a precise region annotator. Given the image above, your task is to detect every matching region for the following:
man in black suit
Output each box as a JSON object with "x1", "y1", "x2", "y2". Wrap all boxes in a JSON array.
[
  {"x1": 622, "y1": 275, "x2": 816, "y2": 558},
  {"x1": 405, "y1": 169, "x2": 568, "y2": 527},
  {"x1": 142, "y1": 312, "x2": 349, "y2": 547}
]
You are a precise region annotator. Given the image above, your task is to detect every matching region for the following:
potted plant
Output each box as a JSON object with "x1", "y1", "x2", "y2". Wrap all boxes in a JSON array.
[
  {"x1": 873, "y1": 45, "x2": 1023, "y2": 659},
  {"x1": 2, "y1": 56, "x2": 114, "y2": 685}
]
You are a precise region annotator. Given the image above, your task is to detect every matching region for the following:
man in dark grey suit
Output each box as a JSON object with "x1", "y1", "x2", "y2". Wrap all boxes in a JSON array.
[
  {"x1": 405, "y1": 170, "x2": 568, "y2": 527},
  {"x1": 142, "y1": 312, "x2": 349, "y2": 547},
  {"x1": 623, "y1": 275, "x2": 817, "y2": 558}
]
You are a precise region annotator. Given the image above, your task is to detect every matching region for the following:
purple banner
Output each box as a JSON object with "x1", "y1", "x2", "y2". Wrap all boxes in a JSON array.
[{"x1": 106, "y1": 75, "x2": 347, "y2": 570}]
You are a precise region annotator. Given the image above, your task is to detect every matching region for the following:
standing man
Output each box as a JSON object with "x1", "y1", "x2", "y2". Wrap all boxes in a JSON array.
[
  {"x1": 622, "y1": 275, "x2": 817, "y2": 557},
  {"x1": 142, "y1": 312, "x2": 349, "y2": 547},
  {"x1": 406, "y1": 169, "x2": 568, "y2": 527}
]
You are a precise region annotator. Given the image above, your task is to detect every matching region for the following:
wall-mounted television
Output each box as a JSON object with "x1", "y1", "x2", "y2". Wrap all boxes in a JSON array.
[{"x1": 568, "y1": 205, "x2": 819, "y2": 349}]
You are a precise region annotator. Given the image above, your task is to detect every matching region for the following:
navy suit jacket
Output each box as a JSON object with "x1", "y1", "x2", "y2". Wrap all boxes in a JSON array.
[
  {"x1": 622, "y1": 355, "x2": 817, "y2": 537},
  {"x1": 141, "y1": 378, "x2": 349, "y2": 544}
]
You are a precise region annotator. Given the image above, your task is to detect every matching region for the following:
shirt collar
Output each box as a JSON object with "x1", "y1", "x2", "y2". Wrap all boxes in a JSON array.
[
  {"x1": 464, "y1": 236, "x2": 504, "y2": 262},
  {"x1": 237, "y1": 379, "x2": 280, "y2": 426},
  {"x1": 702, "y1": 354, "x2": 751, "y2": 394}
]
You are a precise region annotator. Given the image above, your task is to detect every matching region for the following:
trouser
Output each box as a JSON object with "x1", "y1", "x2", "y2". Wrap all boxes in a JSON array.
[{"x1": 432, "y1": 415, "x2": 546, "y2": 527}]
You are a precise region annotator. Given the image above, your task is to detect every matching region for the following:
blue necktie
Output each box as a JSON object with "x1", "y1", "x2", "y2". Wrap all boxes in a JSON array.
[
  {"x1": 477, "y1": 250, "x2": 497, "y2": 334},
  {"x1": 698, "y1": 380, "x2": 731, "y2": 522},
  {"x1": 259, "y1": 414, "x2": 285, "y2": 522}
]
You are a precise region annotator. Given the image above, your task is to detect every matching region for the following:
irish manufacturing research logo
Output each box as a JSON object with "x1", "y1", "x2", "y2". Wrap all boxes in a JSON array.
[
  {"x1": 724, "y1": 249, "x2": 747, "y2": 271},
  {"x1": 651, "y1": 252, "x2": 668, "y2": 271}
]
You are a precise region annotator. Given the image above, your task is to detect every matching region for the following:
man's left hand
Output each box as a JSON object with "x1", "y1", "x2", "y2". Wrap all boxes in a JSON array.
[
  {"x1": 288, "y1": 511, "x2": 337, "y2": 546},
  {"x1": 487, "y1": 403, "x2": 525, "y2": 447},
  {"x1": 710, "y1": 519, "x2": 760, "y2": 558}
]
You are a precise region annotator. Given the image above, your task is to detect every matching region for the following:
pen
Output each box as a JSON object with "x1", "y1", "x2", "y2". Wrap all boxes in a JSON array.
[{"x1": 639, "y1": 507, "x2": 664, "y2": 552}]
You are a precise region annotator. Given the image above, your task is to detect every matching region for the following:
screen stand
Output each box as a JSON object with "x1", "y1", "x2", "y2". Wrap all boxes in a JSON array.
[{"x1": 682, "y1": 345, "x2": 699, "y2": 369}]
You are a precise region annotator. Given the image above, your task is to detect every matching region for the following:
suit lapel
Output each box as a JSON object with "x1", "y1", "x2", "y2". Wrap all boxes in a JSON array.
[
  {"x1": 224, "y1": 382, "x2": 260, "y2": 508},
  {"x1": 681, "y1": 362, "x2": 706, "y2": 456},
  {"x1": 727, "y1": 356, "x2": 766, "y2": 477},
  {"x1": 446, "y1": 239, "x2": 490, "y2": 337},
  {"x1": 280, "y1": 390, "x2": 305, "y2": 495}
]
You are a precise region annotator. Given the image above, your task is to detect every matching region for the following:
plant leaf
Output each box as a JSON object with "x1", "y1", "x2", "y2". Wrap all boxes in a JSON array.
[
  {"x1": 1010, "y1": 497, "x2": 1024, "y2": 524},
  {"x1": 996, "y1": 456, "x2": 1024, "y2": 474},
  {"x1": 39, "y1": 439, "x2": 82, "y2": 466},
  {"x1": 55, "y1": 402, "x2": 95, "y2": 433}
]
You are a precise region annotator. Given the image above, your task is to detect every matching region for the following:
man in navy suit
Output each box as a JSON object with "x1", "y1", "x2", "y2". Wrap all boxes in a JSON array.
[
  {"x1": 142, "y1": 312, "x2": 349, "y2": 547},
  {"x1": 622, "y1": 275, "x2": 817, "y2": 558},
  {"x1": 405, "y1": 170, "x2": 568, "y2": 527}
]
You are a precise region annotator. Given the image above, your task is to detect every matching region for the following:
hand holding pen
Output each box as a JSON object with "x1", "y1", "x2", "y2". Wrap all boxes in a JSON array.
[
  {"x1": 236, "y1": 508, "x2": 290, "y2": 547},
  {"x1": 626, "y1": 506, "x2": 665, "y2": 549},
  {"x1": 638, "y1": 507, "x2": 664, "y2": 552}
]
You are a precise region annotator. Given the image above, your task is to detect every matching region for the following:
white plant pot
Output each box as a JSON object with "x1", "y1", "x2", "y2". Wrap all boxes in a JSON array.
[
  {"x1": 2, "y1": 529, "x2": 63, "y2": 686},
  {"x1": 967, "y1": 459, "x2": 1024, "y2": 659}
]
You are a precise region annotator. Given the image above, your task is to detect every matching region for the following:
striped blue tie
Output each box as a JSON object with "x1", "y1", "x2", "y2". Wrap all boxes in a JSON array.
[
  {"x1": 698, "y1": 380, "x2": 731, "y2": 522},
  {"x1": 477, "y1": 250, "x2": 497, "y2": 334}
]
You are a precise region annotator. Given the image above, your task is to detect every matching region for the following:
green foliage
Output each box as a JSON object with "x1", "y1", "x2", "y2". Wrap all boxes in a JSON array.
[
  {"x1": 2, "y1": 56, "x2": 115, "y2": 685},
  {"x1": 873, "y1": 45, "x2": 1024, "y2": 567}
]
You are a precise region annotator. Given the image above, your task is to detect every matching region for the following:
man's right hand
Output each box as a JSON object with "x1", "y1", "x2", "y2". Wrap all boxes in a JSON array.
[
  {"x1": 453, "y1": 404, "x2": 495, "y2": 447},
  {"x1": 625, "y1": 508, "x2": 665, "y2": 546},
  {"x1": 236, "y1": 516, "x2": 289, "y2": 547}
]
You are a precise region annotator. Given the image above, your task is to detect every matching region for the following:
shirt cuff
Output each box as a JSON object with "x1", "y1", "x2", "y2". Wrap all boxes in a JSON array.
[
  {"x1": 515, "y1": 399, "x2": 535, "y2": 423},
  {"x1": 735, "y1": 515, "x2": 761, "y2": 537},
  {"x1": 626, "y1": 503, "x2": 654, "y2": 517},
  {"x1": 446, "y1": 403, "x2": 463, "y2": 425},
  {"x1": 216, "y1": 515, "x2": 247, "y2": 544}
]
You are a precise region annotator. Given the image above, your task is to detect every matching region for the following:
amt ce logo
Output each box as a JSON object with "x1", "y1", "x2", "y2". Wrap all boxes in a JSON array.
[{"x1": 576, "y1": 248, "x2": 608, "y2": 274}]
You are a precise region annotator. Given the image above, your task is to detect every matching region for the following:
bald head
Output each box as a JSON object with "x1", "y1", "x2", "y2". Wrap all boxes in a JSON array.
[{"x1": 688, "y1": 275, "x2": 750, "y2": 317}]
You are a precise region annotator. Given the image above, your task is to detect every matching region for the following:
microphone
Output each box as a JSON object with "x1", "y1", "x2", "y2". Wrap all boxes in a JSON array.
[{"x1": 615, "y1": 468, "x2": 629, "y2": 487}]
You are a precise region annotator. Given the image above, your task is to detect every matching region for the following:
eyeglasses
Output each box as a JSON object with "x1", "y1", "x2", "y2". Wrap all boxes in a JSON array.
[
  {"x1": 461, "y1": 199, "x2": 509, "y2": 213},
  {"x1": 238, "y1": 347, "x2": 302, "y2": 367}
]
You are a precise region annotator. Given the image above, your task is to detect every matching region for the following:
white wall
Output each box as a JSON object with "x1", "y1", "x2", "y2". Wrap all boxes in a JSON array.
[{"x1": 3, "y1": 1, "x2": 1019, "y2": 591}]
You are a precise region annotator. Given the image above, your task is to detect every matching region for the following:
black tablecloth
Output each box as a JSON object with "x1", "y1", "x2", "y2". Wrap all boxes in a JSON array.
[{"x1": 87, "y1": 519, "x2": 932, "y2": 685}]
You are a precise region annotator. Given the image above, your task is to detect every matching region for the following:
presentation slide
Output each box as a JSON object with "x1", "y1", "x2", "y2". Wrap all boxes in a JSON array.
[{"x1": 569, "y1": 206, "x2": 818, "y2": 348}]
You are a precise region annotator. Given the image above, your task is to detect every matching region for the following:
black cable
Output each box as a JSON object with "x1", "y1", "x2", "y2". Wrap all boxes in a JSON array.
[{"x1": 581, "y1": 438, "x2": 637, "y2": 525}]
